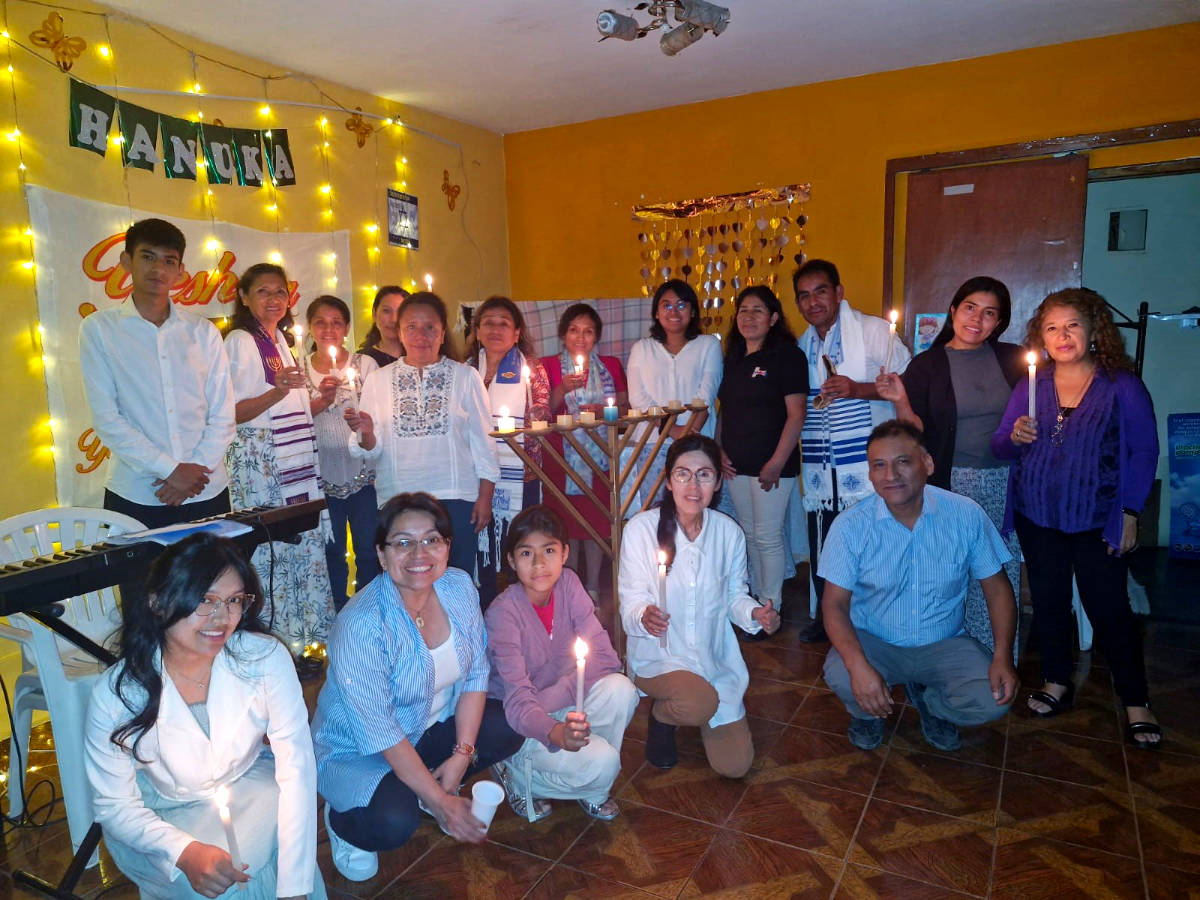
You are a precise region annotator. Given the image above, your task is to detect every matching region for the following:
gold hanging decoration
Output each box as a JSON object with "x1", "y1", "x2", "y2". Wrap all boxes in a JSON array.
[
  {"x1": 631, "y1": 183, "x2": 810, "y2": 221},
  {"x1": 30, "y1": 12, "x2": 87, "y2": 73},
  {"x1": 441, "y1": 169, "x2": 462, "y2": 211},
  {"x1": 344, "y1": 107, "x2": 373, "y2": 148}
]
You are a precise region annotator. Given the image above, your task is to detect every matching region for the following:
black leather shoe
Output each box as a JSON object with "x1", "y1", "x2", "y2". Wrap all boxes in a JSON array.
[
  {"x1": 798, "y1": 619, "x2": 828, "y2": 643},
  {"x1": 645, "y1": 713, "x2": 678, "y2": 769}
]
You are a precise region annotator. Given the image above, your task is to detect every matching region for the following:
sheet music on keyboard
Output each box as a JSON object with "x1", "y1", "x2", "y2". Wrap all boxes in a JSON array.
[{"x1": 107, "y1": 517, "x2": 254, "y2": 546}]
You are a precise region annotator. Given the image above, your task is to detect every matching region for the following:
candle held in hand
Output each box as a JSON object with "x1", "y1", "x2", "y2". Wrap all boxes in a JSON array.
[
  {"x1": 423, "y1": 273, "x2": 433, "y2": 291},
  {"x1": 656, "y1": 550, "x2": 669, "y2": 650},
  {"x1": 215, "y1": 786, "x2": 246, "y2": 890},
  {"x1": 575, "y1": 354, "x2": 585, "y2": 375},
  {"x1": 884, "y1": 309, "x2": 899, "y2": 373},
  {"x1": 574, "y1": 637, "x2": 588, "y2": 712},
  {"x1": 1026, "y1": 351, "x2": 1037, "y2": 420},
  {"x1": 328, "y1": 344, "x2": 338, "y2": 371},
  {"x1": 521, "y1": 364, "x2": 533, "y2": 422}
]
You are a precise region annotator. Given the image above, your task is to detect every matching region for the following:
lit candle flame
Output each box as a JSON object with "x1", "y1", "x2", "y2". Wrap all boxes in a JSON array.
[
  {"x1": 293, "y1": 324, "x2": 303, "y2": 341},
  {"x1": 606, "y1": 397, "x2": 614, "y2": 407},
  {"x1": 521, "y1": 365, "x2": 531, "y2": 382},
  {"x1": 575, "y1": 354, "x2": 584, "y2": 372},
  {"x1": 328, "y1": 345, "x2": 337, "y2": 366},
  {"x1": 346, "y1": 367, "x2": 357, "y2": 391},
  {"x1": 498, "y1": 405, "x2": 510, "y2": 417},
  {"x1": 215, "y1": 786, "x2": 230, "y2": 809},
  {"x1": 423, "y1": 273, "x2": 433, "y2": 291},
  {"x1": 574, "y1": 636, "x2": 588, "y2": 661},
  {"x1": 889, "y1": 310, "x2": 899, "y2": 325},
  {"x1": 1026, "y1": 351, "x2": 1037, "y2": 366}
]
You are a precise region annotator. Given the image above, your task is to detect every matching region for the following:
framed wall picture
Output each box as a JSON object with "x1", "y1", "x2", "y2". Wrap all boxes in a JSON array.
[
  {"x1": 914, "y1": 312, "x2": 946, "y2": 354},
  {"x1": 387, "y1": 188, "x2": 419, "y2": 249}
]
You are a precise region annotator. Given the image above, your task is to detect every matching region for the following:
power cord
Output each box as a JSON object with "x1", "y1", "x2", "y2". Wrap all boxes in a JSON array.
[{"x1": 0, "y1": 672, "x2": 66, "y2": 837}]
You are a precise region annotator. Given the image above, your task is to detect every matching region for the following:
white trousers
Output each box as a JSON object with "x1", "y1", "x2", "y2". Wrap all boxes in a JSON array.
[
  {"x1": 510, "y1": 673, "x2": 638, "y2": 806},
  {"x1": 726, "y1": 473, "x2": 796, "y2": 606}
]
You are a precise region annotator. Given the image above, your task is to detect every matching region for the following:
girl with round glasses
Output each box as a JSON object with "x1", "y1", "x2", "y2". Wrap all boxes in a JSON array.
[
  {"x1": 85, "y1": 533, "x2": 325, "y2": 899},
  {"x1": 619, "y1": 435, "x2": 780, "y2": 776}
]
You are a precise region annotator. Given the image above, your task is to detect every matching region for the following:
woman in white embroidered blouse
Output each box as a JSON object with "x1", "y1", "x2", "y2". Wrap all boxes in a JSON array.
[
  {"x1": 84, "y1": 534, "x2": 323, "y2": 900},
  {"x1": 619, "y1": 435, "x2": 779, "y2": 778},
  {"x1": 347, "y1": 292, "x2": 500, "y2": 578}
]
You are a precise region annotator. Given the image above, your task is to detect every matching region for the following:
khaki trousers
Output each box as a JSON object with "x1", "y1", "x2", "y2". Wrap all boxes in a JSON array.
[{"x1": 634, "y1": 669, "x2": 754, "y2": 778}]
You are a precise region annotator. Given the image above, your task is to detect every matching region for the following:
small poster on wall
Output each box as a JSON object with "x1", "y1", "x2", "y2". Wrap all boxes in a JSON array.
[
  {"x1": 1168, "y1": 412, "x2": 1200, "y2": 559},
  {"x1": 388, "y1": 188, "x2": 419, "y2": 249},
  {"x1": 913, "y1": 313, "x2": 946, "y2": 354}
]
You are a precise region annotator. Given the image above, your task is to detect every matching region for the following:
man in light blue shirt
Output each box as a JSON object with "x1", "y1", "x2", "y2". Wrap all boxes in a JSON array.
[{"x1": 819, "y1": 420, "x2": 1018, "y2": 751}]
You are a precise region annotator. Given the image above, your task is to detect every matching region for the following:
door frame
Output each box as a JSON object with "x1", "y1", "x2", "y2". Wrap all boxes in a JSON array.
[{"x1": 881, "y1": 118, "x2": 1200, "y2": 314}]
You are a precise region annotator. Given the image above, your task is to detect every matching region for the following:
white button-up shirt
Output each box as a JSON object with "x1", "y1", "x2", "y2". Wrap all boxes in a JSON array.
[
  {"x1": 626, "y1": 334, "x2": 722, "y2": 438},
  {"x1": 78, "y1": 303, "x2": 235, "y2": 505},
  {"x1": 619, "y1": 508, "x2": 761, "y2": 728}
]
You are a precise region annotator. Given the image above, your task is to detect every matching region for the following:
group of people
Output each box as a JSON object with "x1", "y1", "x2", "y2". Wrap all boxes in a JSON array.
[{"x1": 76, "y1": 216, "x2": 1162, "y2": 897}]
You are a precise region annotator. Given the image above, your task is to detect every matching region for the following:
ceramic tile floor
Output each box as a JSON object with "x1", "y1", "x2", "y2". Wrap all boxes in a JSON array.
[{"x1": 4, "y1": 573, "x2": 1200, "y2": 899}]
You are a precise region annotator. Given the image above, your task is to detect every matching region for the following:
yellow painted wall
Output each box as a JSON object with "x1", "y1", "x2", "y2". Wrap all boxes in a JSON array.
[
  {"x1": 505, "y1": 24, "x2": 1200, "y2": 325},
  {"x1": 0, "y1": 0, "x2": 511, "y2": 521}
]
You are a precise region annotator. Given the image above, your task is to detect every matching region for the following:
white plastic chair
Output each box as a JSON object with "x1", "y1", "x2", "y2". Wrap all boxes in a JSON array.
[{"x1": 0, "y1": 506, "x2": 144, "y2": 864}]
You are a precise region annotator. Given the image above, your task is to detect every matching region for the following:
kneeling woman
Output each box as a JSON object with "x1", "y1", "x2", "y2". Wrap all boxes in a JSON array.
[
  {"x1": 84, "y1": 533, "x2": 324, "y2": 900},
  {"x1": 485, "y1": 505, "x2": 638, "y2": 822},
  {"x1": 311, "y1": 493, "x2": 522, "y2": 882},
  {"x1": 619, "y1": 435, "x2": 780, "y2": 776}
]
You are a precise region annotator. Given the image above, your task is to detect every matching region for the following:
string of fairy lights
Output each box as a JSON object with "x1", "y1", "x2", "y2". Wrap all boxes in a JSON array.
[{"x1": 0, "y1": 5, "x2": 458, "y2": 467}]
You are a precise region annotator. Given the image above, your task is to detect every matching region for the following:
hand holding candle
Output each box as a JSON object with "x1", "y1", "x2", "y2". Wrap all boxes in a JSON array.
[
  {"x1": 574, "y1": 636, "x2": 588, "y2": 711},
  {"x1": 1026, "y1": 351, "x2": 1038, "y2": 420},
  {"x1": 656, "y1": 550, "x2": 669, "y2": 649},
  {"x1": 215, "y1": 786, "x2": 247, "y2": 891},
  {"x1": 575, "y1": 354, "x2": 585, "y2": 376}
]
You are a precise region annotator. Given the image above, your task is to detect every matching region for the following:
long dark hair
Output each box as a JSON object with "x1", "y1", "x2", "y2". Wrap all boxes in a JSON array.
[
  {"x1": 656, "y1": 434, "x2": 723, "y2": 572},
  {"x1": 400, "y1": 291, "x2": 458, "y2": 361},
  {"x1": 648, "y1": 280, "x2": 701, "y2": 344},
  {"x1": 229, "y1": 263, "x2": 296, "y2": 346},
  {"x1": 110, "y1": 534, "x2": 268, "y2": 761},
  {"x1": 464, "y1": 295, "x2": 535, "y2": 363},
  {"x1": 359, "y1": 285, "x2": 409, "y2": 352},
  {"x1": 933, "y1": 276, "x2": 1012, "y2": 347},
  {"x1": 724, "y1": 285, "x2": 796, "y2": 365}
]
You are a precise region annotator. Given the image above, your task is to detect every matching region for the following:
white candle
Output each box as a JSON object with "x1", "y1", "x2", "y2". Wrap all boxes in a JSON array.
[
  {"x1": 292, "y1": 323, "x2": 303, "y2": 345},
  {"x1": 496, "y1": 405, "x2": 516, "y2": 433},
  {"x1": 345, "y1": 366, "x2": 357, "y2": 393},
  {"x1": 423, "y1": 272, "x2": 433, "y2": 291},
  {"x1": 578, "y1": 410, "x2": 596, "y2": 425},
  {"x1": 691, "y1": 395, "x2": 705, "y2": 407},
  {"x1": 884, "y1": 310, "x2": 899, "y2": 373},
  {"x1": 575, "y1": 354, "x2": 585, "y2": 375},
  {"x1": 521, "y1": 364, "x2": 533, "y2": 421},
  {"x1": 1026, "y1": 351, "x2": 1038, "y2": 420},
  {"x1": 215, "y1": 787, "x2": 245, "y2": 890},
  {"x1": 656, "y1": 550, "x2": 669, "y2": 650},
  {"x1": 556, "y1": 413, "x2": 574, "y2": 428},
  {"x1": 328, "y1": 344, "x2": 338, "y2": 371},
  {"x1": 529, "y1": 419, "x2": 549, "y2": 431},
  {"x1": 667, "y1": 398, "x2": 681, "y2": 409},
  {"x1": 574, "y1": 636, "x2": 588, "y2": 712}
]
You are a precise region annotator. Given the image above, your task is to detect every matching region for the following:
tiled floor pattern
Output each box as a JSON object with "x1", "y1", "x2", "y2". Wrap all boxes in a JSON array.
[{"x1": 4, "y1": 580, "x2": 1200, "y2": 899}]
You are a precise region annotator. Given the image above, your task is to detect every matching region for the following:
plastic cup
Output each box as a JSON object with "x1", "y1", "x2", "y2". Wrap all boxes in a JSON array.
[{"x1": 470, "y1": 780, "x2": 505, "y2": 828}]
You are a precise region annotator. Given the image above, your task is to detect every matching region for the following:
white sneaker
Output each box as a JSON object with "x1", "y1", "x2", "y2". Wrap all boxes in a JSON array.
[{"x1": 324, "y1": 803, "x2": 378, "y2": 881}]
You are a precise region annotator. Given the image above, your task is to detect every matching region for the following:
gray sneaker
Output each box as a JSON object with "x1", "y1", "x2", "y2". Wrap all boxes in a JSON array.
[
  {"x1": 906, "y1": 682, "x2": 961, "y2": 752},
  {"x1": 491, "y1": 761, "x2": 552, "y2": 822}
]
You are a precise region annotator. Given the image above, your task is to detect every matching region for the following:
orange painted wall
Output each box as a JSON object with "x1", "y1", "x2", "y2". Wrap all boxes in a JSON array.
[{"x1": 505, "y1": 24, "x2": 1200, "y2": 319}]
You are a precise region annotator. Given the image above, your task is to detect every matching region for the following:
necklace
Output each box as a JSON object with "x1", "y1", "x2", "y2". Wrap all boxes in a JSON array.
[
  {"x1": 167, "y1": 664, "x2": 210, "y2": 689},
  {"x1": 1051, "y1": 368, "x2": 1095, "y2": 446}
]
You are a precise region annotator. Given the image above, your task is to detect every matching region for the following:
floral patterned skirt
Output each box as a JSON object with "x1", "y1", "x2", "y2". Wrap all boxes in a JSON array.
[{"x1": 226, "y1": 426, "x2": 334, "y2": 647}]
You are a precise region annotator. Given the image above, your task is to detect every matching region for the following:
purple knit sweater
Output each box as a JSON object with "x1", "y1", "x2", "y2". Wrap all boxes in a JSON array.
[
  {"x1": 484, "y1": 567, "x2": 622, "y2": 749},
  {"x1": 991, "y1": 366, "x2": 1158, "y2": 550}
]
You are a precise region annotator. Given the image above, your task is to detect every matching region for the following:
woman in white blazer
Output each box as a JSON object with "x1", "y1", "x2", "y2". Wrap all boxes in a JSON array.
[{"x1": 84, "y1": 534, "x2": 324, "y2": 900}]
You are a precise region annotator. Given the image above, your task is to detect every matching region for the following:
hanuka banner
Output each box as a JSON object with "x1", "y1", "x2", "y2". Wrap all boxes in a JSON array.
[{"x1": 25, "y1": 184, "x2": 351, "y2": 506}]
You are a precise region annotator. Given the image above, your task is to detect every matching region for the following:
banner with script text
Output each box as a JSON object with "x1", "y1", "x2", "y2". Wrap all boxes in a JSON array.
[{"x1": 26, "y1": 184, "x2": 351, "y2": 506}]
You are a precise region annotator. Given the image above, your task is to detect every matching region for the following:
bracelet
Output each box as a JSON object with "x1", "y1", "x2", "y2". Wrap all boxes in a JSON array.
[{"x1": 452, "y1": 741, "x2": 477, "y2": 764}]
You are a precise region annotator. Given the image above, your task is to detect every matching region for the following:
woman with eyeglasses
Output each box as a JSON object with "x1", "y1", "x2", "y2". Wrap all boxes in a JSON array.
[
  {"x1": 84, "y1": 533, "x2": 325, "y2": 900},
  {"x1": 626, "y1": 280, "x2": 723, "y2": 506},
  {"x1": 992, "y1": 289, "x2": 1161, "y2": 747},
  {"x1": 619, "y1": 435, "x2": 780, "y2": 776},
  {"x1": 347, "y1": 292, "x2": 500, "y2": 579},
  {"x1": 312, "y1": 493, "x2": 522, "y2": 881},
  {"x1": 717, "y1": 286, "x2": 807, "y2": 624}
]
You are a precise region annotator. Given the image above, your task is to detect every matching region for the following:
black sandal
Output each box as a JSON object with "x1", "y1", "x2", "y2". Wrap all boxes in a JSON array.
[
  {"x1": 1125, "y1": 706, "x2": 1163, "y2": 750},
  {"x1": 1027, "y1": 681, "x2": 1075, "y2": 718}
]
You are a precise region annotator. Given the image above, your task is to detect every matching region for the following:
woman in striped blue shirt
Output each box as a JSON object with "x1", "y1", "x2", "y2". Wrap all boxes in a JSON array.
[{"x1": 311, "y1": 493, "x2": 522, "y2": 882}]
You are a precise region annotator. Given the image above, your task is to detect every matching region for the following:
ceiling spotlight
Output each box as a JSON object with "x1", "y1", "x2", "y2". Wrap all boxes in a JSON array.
[
  {"x1": 597, "y1": 9, "x2": 640, "y2": 41},
  {"x1": 595, "y1": 1, "x2": 731, "y2": 56},
  {"x1": 674, "y1": 0, "x2": 730, "y2": 35},
  {"x1": 660, "y1": 22, "x2": 704, "y2": 56}
]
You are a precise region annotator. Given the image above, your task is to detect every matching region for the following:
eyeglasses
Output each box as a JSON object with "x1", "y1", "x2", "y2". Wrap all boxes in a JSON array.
[
  {"x1": 195, "y1": 593, "x2": 252, "y2": 617},
  {"x1": 660, "y1": 301, "x2": 690, "y2": 313},
  {"x1": 670, "y1": 467, "x2": 718, "y2": 485},
  {"x1": 383, "y1": 535, "x2": 450, "y2": 553}
]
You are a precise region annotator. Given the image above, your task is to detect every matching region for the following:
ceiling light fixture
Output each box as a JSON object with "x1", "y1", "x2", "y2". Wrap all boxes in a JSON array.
[{"x1": 597, "y1": 1, "x2": 730, "y2": 56}]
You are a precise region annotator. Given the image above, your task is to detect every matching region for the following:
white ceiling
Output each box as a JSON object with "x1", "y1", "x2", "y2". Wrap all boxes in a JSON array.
[{"x1": 105, "y1": 0, "x2": 1200, "y2": 134}]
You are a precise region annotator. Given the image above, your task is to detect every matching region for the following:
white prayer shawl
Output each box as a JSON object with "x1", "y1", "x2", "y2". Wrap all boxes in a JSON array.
[{"x1": 477, "y1": 346, "x2": 529, "y2": 569}]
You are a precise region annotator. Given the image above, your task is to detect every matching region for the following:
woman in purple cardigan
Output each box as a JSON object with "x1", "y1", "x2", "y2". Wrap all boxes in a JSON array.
[{"x1": 992, "y1": 288, "x2": 1161, "y2": 747}]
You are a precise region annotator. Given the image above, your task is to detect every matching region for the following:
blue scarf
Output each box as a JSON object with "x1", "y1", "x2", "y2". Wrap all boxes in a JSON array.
[{"x1": 558, "y1": 348, "x2": 616, "y2": 495}]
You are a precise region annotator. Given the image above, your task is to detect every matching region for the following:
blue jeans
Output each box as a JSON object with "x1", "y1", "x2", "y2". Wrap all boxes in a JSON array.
[
  {"x1": 441, "y1": 498, "x2": 478, "y2": 578},
  {"x1": 326, "y1": 485, "x2": 380, "y2": 611},
  {"x1": 327, "y1": 698, "x2": 523, "y2": 851}
]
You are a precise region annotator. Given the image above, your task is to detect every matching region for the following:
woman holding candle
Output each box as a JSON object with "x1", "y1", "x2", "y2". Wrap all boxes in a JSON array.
[
  {"x1": 357, "y1": 285, "x2": 409, "y2": 367},
  {"x1": 302, "y1": 295, "x2": 381, "y2": 611},
  {"x1": 312, "y1": 493, "x2": 523, "y2": 881},
  {"x1": 84, "y1": 533, "x2": 325, "y2": 899},
  {"x1": 992, "y1": 289, "x2": 1161, "y2": 745},
  {"x1": 225, "y1": 263, "x2": 334, "y2": 648},
  {"x1": 619, "y1": 435, "x2": 780, "y2": 775},
  {"x1": 465, "y1": 296, "x2": 552, "y2": 607},
  {"x1": 485, "y1": 505, "x2": 637, "y2": 821},
  {"x1": 541, "y1": 303, "x2": 628, "y2": 597},
  {"x1": 874, "y1": 276, "x2": 1026, "y2": 655},
  {"x1": 627, "y1": 280, "x2": 723, "y2": 506},
  {"x1": 347, "y1": 292, "x2": 500, "y2": 579},
  {"x1": 718, "y1": 286, "x2": 807, "y2": 625}
]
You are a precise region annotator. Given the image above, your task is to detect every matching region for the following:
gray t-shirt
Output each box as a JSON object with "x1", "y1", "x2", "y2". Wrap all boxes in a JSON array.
[{"x1": 946, "y1": 345, "x2": 1010, "y2": 468}]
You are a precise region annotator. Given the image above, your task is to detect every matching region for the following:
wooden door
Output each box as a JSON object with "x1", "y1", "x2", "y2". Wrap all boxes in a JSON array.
[{"x1": 902, "y1": 156, "x2": 1088, "y2": 345}]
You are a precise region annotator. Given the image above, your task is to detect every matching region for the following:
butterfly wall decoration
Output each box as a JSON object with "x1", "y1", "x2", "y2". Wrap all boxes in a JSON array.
[
  {"x1": 441, "y1": 169, "x2": 462, "y2": 211},
  {"x1": 30, "y1": 12, "x2": 86, "y2": 73},
  {"x1": 345, "y1": 107, "x2": 374, "y2": 148}
]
